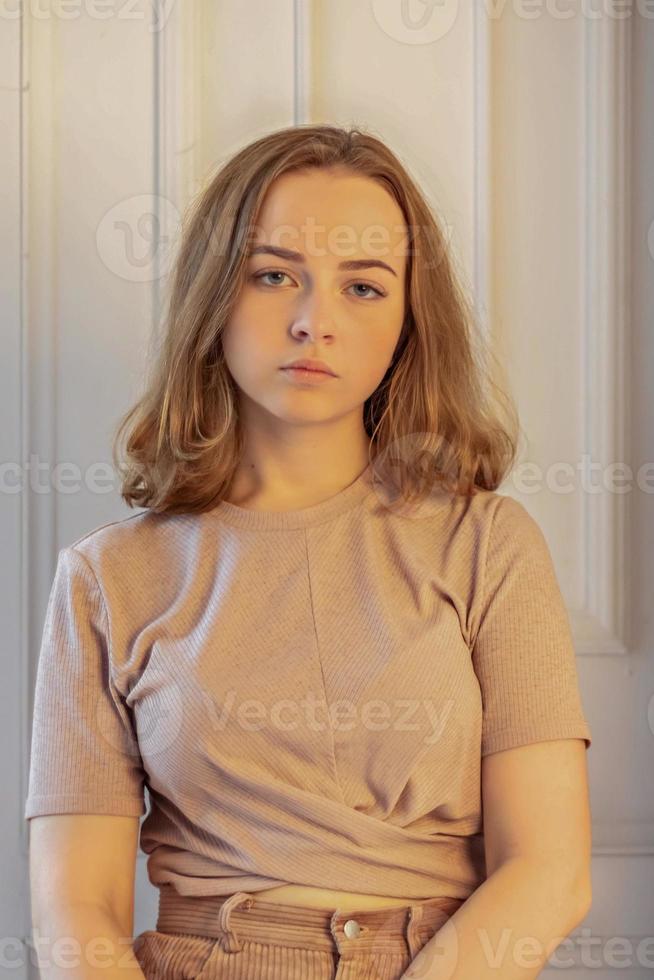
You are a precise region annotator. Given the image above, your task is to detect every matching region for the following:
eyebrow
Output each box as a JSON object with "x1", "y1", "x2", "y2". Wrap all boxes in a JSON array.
[{"x1": 247, "y1": 244, "x2": 398, "y2": 278}]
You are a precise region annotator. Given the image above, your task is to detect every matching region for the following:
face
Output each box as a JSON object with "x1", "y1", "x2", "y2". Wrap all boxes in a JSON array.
[{"x1": 221, "y1": 168, "x2": 408, "y2": 433}]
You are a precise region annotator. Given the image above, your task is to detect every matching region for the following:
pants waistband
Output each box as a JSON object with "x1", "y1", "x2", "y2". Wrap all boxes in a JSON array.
[{"x1": 156, "y1": 884, "x2": 465, "y2": 955}]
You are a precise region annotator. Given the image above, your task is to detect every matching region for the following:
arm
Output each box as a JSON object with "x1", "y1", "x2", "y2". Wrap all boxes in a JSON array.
[
  {"x1": 401, "y1": 738, "x2": 592, "y2": 979},
  {"x1": 401, "y1": 855, "x2": 589, "y2": 979},
  {"x1": 30, "y1": 903, "x2": 145, "y2": 980},
  {"x1": 29, "y1": 813, "x2": 145, "y2": 980}
]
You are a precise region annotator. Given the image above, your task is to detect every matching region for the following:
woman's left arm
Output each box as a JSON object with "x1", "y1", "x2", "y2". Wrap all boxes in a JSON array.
[{"x1": 401, "y1": 737, "x2": 592, "y2": 979}]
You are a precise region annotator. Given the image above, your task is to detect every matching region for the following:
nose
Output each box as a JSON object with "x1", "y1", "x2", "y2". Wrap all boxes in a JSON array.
[{"x1": 289, "y1": 290, "x2": 336, "y2": 342}]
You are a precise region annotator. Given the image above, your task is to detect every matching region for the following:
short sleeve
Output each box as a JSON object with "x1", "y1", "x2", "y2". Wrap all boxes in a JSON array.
[
  {"x1": 25, "y1": 546, "x2": 146, "y2": 819},
  {"x1": 471, "y1": 495, "x2": 592, "y2": 758}
]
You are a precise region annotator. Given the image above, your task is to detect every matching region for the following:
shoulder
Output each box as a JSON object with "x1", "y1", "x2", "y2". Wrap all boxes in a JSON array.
[
  {"x1": 374, "y1": 482, "x2": 544, "y2": 558},
  {"x1": 435, "y1": 489, "x2": 551, "y2": 586},
  {"x1": 431, "y1": 487, "x2": 545, "y2": 548},
  {"x1": 462, "y1": 487, "x2": 533, "y2": 528},
  {"x1": 63, "y1": 507, "x2": 194, "y2": 588},
  {"x1": 369, "y1": 483, "x2": 535, "y2": 585},
  {"x1": 479, "y1": 492, "x2": 553, "y2": 564},
  {"x1": 429, "y1": 486, "x2": 534, "y2": 544},
  {"x1": 67, "y1": 509, "x2": 151, "y2": 550},
  {"x1": 67, "y1": 508, "x2": 161, "y2": 557},
  {"x1": 366, "y1": 482, "x2": 528, "y2": 550}
]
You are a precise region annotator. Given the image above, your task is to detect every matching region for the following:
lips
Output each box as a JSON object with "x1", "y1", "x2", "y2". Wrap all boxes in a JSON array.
[
  {"x1": 284, "y1": 366, "x2": 330, "y2": 375},
  {"x1": 281, "y1": 358, "x2": 337, "y2": 376},
  {"x1": 280, "y1": 365, "x2": 337, "y2": 385}
]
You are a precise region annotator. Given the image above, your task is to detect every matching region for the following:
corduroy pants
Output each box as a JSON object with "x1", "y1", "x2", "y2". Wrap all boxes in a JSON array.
[{"x1": 133, "y1": 885, "x2": 464, "y2": 979}]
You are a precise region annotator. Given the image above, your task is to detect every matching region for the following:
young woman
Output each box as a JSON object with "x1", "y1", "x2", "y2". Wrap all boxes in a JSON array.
[{"x1": 26, "y1": 124, "x2": 592, "y2": 980}]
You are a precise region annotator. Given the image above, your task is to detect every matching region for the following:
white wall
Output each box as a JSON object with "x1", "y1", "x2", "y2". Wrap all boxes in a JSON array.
[{"x1": 4, "y1": 2, "x2": 652, "y2": 976}]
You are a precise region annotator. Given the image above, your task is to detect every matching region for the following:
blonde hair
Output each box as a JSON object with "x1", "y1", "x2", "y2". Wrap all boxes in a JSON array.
[{"x1": 113, "y1": 123, "x2": 519, "y2": 514}]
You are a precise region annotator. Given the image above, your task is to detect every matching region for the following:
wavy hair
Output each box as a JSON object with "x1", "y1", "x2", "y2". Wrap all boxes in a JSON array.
[{"x1": 113, "y1": 123, "x2": 520, "y2": 514}]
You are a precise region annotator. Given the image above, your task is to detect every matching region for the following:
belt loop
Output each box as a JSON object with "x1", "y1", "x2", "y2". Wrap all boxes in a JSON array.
[
  {"x1": 406, "y1": 901, "x2": 425, "y2": 959},
  {"x1": 217, "y1": 891, "x2": 254, "y2": 953}
]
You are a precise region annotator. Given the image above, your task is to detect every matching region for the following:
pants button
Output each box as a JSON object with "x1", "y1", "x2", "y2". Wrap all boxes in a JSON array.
[{"x1": 343, "y1": 919, "x2": 362, "y2": 938}]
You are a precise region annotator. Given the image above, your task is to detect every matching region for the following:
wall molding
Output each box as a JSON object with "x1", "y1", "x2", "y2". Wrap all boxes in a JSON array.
[
  {"x1": 541, "y1": 934, "x2": 654, "y2": 974},
  {"x1": 591, "y1": 820, "x2": 654, "y2": 857},
  {"x1": 579, "y1": 7, "x2": 632, "y2": 657},
  {"x1": 293, "y1": 0, "x2": 312, "y2": 125},
  {"x1": 153, "y1": 0, "x2": 199, "y2": 334},
  {"x1": 473, "y1": 1, "x2": 491, "y2": 355},
  {"x1": 20, "y1": 6, "x2": 59, "y2": 863}
]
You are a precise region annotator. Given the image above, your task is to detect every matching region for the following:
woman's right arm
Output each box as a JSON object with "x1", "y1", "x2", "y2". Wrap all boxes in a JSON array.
[{"x1": 28, "y1": 814, "x2": 146, "y2": 980}]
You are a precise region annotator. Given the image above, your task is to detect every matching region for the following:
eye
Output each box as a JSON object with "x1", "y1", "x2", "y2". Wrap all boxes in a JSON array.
[
  {"x1": 347, "y1": 282, "x2": 385, "y2": 300},
  {"x1": 250, "y1": 269, "x2": 386, "y2": 300},
  {"x1": 252, "y1": 270, "x2": 293, "y2": 287}
]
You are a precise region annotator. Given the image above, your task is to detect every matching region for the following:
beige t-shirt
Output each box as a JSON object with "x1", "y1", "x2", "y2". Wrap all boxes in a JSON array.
[{"x1": 24, "y1": 464, "x2": 592, "y2": 901}]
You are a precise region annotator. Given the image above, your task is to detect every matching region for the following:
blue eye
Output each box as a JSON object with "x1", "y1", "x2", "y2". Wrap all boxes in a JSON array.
[
  {"x1": 251, "y1": 270, "x2": 385, "y2": 300},
  {"x1": 349, "y1": 283, "x2": 384, "y2": 299},
  {"x1": 253, "y1": 271, "x2": 291, "y2": 287}
]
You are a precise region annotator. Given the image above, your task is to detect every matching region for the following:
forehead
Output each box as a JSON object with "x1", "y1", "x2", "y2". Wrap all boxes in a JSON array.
[{"x1": 250, "y1": 169, "x2": 409, "y2": 272}]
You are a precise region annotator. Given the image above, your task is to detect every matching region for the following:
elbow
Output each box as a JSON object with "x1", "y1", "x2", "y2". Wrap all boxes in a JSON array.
[
  {"x1": 565, "y1": 859, "x2": 593, "y2": 921},
  {"x1": 508, "y1": 856, "x2": 593, "y2": 925},
  {"x1": 573, "y1": 875, "x2": 593, "y2": 921},
  {"x1": 553, "y1": 865, "x2": 594, "y2": 930}
]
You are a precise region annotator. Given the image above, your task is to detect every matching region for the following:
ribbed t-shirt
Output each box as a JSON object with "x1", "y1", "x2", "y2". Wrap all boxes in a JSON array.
[{"x1": 24, "y1": 463, "x2": 592, "y2": 901}]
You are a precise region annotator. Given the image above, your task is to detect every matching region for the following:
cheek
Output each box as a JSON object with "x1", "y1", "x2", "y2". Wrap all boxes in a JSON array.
[
  {"x1": 349, "y1": 315, "x2": 403, "y2": 388},
  {"x1": 222, "y1": 305, "x2": 269, "y2": 373},
  {"x1": 354, "y1": 349, "x2": 395, "y2": 394}
]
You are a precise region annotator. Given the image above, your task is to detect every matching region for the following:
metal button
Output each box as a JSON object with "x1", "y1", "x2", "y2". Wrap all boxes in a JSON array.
[{"x1": 343, "y1": 919, "x2": 361, "y2": 938}]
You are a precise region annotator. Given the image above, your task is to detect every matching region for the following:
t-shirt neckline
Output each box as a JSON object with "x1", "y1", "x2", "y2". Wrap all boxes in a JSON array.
[{"x1": 207, "y1": 463, "x2": 375, "y2": 530}]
